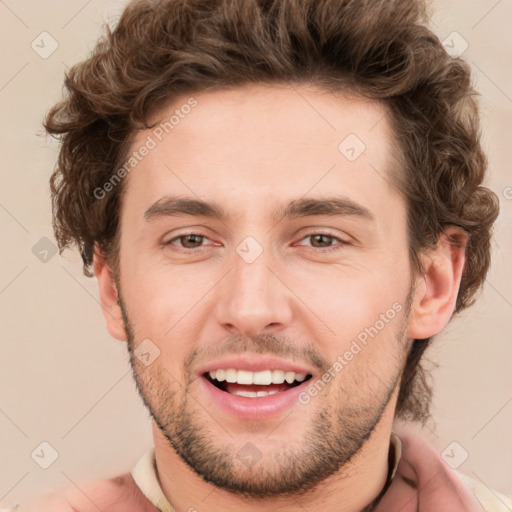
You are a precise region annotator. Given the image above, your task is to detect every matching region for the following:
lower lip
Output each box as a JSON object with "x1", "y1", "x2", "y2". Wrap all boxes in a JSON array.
[{"x1": 199, "y1": 376, "x2": 310, "y2": 420}]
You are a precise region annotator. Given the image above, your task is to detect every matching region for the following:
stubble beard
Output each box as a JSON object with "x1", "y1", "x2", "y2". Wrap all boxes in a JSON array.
[{"x1": 117, "y1": 287, "x2": 411, "y2": 499}]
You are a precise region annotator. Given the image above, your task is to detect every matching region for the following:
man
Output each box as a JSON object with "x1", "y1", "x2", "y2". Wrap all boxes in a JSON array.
[{"x1": 14, "y1": 0, "x2": 510, "y2": 511}]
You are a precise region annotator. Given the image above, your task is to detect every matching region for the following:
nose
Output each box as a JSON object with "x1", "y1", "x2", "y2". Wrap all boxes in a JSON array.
[{"x1": 214, "y1": 250, "x2": 294, "y2": 337}]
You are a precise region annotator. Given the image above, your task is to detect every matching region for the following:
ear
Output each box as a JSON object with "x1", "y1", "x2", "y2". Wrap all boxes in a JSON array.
[
  {"x1": 93, "y1": 247, "x2": 127, "y2": 341},
  {"x1": 408, "y1": 226, "x2": 468, "y2": 339}
]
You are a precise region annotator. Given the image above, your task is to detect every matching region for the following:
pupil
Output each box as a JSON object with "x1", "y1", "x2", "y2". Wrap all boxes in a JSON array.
[
  {"x1": 183, "y1": 234, "x2": 202, "y2": 247},
  {"x1": 312, "y1": 234, "x2": 331, "y2": 247}
]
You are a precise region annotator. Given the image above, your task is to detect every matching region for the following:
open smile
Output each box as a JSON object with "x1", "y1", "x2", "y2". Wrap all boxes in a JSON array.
[{"x1": 200, "y1": 366, "x2": 313, "y2": 419}]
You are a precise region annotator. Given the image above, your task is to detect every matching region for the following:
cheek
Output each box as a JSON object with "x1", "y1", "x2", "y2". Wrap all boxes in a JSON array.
[
  {"x1": 290, "y1": 261, "x2": 403, "y2": 328},
  {"x1": 289, "y1": 271, "x2": 409, "y2": 381},
  {"x1": 126, "y1": 253, "x2": 404, "y2": 329},
  {"x1": 121, "y1": 264, "x2": 210, "y2": 359},
  {"x1": 122, "y1": 248, "x2": 203, "y2": 314}
]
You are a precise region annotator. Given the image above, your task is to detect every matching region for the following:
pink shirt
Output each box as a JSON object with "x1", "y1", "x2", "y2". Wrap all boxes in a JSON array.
[{"x1": 13, "y1": 423, "x2": 512, "y2": 512}]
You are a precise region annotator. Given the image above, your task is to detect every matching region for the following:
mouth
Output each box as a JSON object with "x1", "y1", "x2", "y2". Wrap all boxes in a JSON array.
[
  {"x1": 199, "y1": 365, "x2": 314, "y2": 420},
  {"x1": 203, "y1": 369, "x2": 313, "y2": 397},
  {"x1": 197, "y1": 355, "x2": 317, "y2": 419}
]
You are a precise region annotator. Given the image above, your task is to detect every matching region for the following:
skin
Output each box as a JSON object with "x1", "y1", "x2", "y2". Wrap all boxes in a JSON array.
[{"x1": 94, "y1": 83, "x2": 467, "y2": 512}]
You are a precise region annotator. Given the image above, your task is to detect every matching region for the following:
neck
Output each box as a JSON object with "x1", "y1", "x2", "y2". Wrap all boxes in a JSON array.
[{"x1": 152, "y1": 410, "x2": 395, "y2": 512}]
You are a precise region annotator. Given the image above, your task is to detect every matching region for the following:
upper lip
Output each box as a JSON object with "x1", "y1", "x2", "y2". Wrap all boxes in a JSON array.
[{"x1": 197, "y1": 355, "x2": 315, "y2": 377}]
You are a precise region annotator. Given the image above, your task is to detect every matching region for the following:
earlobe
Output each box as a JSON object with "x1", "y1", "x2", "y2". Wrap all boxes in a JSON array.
[
  {"x1": 408, "y1": 226, "x2": 468, "y2": 340},
  {"x1": 93, "y1": 247, "x2": 127, "y2": 341}
]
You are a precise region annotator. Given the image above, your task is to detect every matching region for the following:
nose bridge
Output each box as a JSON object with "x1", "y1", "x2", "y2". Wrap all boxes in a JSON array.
[{"x1": 214, "y1": 238, "x2": 292, "y2": 335}]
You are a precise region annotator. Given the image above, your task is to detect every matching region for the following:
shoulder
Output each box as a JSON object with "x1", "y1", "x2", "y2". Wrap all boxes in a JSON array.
[
  {"x1": 391, "y1": 421, "x2": 511, "y2": 512},
  {"x1": 4, "y1": 491, "x2": 75, "y2": 512},
  {"x1": 455, "y1": 471, "x2": 512, "y2": 512},
  {"x1": 11, "y1": 472, "x2": 158, "y2": 512}
]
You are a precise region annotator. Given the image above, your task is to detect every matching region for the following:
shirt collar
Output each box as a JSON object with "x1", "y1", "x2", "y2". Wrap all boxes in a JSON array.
[
  {"x1": 131, "y1": 432, "x2": 403, "y2": 512},
  {"x1": 131, "y1": 447, "x2": 176, "y2": 512}
]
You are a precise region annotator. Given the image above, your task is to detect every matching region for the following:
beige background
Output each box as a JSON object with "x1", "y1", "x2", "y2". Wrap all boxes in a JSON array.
[{"x1": 1, "y1": 0, "x2": 511, "y2": 507}]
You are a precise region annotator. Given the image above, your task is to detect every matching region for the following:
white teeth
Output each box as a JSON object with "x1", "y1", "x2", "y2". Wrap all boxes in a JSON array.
[
  {"x1": 225, "y1": 369, "x2": 238, "y2": 383},
  {"x1": 271, "y1": 369, "x2": 285, "y2": 384},
  {"x1": 236, "y1": 370, "x2": 253, "y2": 385},
  {"x1": 284, "y1": 371, "x2": 295, "y2": 384},
  {"x1": 208, "y1": 368, "x2": 309, "y2": 385},
  {"x1": 252, "y1": 370, "x2": 272, "y2": 385},
  {"x1": 232, "y1": 390, "x2": 258, "y2": 397},
  {"x1": 232, "y1": 390, "x2": 280, "y2": 398}
]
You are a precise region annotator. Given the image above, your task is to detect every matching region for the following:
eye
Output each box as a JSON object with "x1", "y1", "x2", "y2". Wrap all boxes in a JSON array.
[
  {"x1": 162, "y1": 231, "x2": 350, "y2": 253},
  {"x1": 296, "y1": 232, "x2": 350, "y2": 252},
  {"x1": 163, "y1": 232, "x2": 212, "y2": 251}
]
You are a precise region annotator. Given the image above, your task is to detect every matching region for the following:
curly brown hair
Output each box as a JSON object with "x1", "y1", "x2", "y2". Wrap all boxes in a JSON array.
[{"x1": 44, "y1": 0, "x2": 499, "y2": 423}]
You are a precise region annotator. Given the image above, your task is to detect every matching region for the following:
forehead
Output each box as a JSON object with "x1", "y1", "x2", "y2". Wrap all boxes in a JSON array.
[{"x1": 121, "y1": 83, "x2": 402, "y2": 222}]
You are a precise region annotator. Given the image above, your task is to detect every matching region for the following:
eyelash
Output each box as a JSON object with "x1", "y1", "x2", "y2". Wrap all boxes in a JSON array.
[{"x1": 162, "y1": 231, "x2": 350, "y2": 253}]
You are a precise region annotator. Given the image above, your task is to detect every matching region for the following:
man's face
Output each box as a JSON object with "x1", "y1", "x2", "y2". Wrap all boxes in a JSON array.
[{"x1": 115, "y1": 84, "x2": 415, "y2": 496}]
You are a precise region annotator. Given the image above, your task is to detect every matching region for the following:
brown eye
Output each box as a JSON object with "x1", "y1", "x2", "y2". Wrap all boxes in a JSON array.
[
  {"x1": 309, "y1": 234, "x2": 336, "y2": 248},
  {"x1": 177, "y1": 234, "x2": 205, "y2": 248},
  {"x1": 296, "y1": 232, "x2": 349, "y2": 252},
  {"x1": 164, "y1": 233, "x2": 209, "y2": 250}
]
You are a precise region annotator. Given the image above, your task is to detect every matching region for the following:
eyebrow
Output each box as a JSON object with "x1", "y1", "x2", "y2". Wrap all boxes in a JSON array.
[{"x1": 144, "y1": 195, "x2": 374, "y2": 222}]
